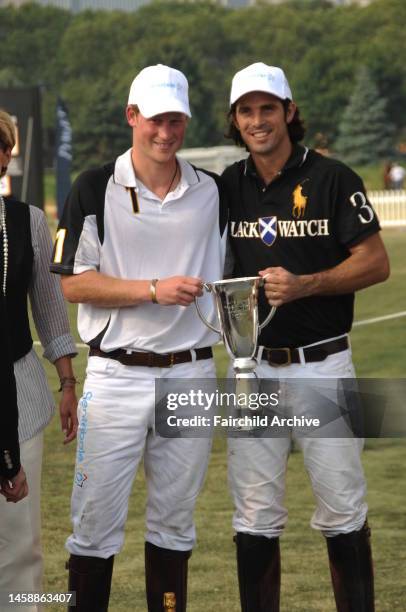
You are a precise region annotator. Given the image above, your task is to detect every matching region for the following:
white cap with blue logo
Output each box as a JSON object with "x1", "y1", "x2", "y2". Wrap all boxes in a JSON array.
[
  {"x1": 230, "y1": 62, "x2": 292, "y2": 106},
  {"x1": 128, "y1": 64, "x2": 191, "y2": 118}
]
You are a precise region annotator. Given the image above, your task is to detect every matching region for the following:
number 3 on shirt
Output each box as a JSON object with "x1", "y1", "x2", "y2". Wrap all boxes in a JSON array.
[
  {"x1": 349, "y1": 191, "x2": 374, "y2": 224},
  {"x1": 54, "y1": 228, "x2": 67, "y2": 263}
]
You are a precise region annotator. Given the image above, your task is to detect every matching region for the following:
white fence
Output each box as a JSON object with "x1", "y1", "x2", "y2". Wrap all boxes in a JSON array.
[
  {"x1": 368, "y1": 190, "x2": 406, "y2": 227},
  {"x1": 180, "y1": 147, "x2": 406, "y2": 227}
]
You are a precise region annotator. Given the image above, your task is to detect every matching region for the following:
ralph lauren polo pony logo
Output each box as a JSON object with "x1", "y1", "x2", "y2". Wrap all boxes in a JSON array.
[{"x1": 292, "y1": 180, "x2": 309, "y2": 219}]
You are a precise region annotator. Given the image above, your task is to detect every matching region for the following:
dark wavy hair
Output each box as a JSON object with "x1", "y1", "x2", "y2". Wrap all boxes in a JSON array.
[{"x1": 225, "y1": 98, "x2": 306, "y2": 150}]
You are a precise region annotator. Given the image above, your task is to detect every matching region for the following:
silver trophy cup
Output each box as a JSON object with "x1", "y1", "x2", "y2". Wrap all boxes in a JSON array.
[{"x1": 195, "y1": 277, "x2": 276, "y2": 426}]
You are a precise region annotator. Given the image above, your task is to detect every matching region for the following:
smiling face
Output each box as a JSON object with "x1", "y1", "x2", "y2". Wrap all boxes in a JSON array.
[
  {"x1": 127, "y1": 106, "x2": 188, "y2": 166},
  {"x1": 233, "y1": 91, "x2": 296, "y2": 160}
]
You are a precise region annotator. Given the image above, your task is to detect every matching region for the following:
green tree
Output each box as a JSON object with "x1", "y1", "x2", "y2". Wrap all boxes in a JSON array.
[
  {"x1": 358, "y1": 0, "x2": 406, "y2": 138},
  {"x1": 1, "y1": 0, "x2": 405, "y2": 169},
  {"x1": 334, "y1": 66, "x2": 394, "y2": 165},
  {"x1": 0, "y1": 5, "x2": 72, "y2": 162}
]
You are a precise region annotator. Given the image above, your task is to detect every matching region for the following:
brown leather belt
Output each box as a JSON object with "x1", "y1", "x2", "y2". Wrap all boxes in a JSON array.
[
  {"x1": 262, "y1": 336, "x2": 349, "y2": 367},
  {"x1": 89, "y1": 346, "x2": 213, "y2": 368}
]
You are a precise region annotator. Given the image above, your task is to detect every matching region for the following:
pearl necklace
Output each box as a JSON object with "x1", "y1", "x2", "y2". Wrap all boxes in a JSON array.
[{"x1": 0, "y1": 195, "x2": 8, "y2": 296}]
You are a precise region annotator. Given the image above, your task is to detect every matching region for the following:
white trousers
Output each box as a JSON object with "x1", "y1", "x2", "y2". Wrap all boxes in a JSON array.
[
  {"x1": 66, "y1": 356, "x2": 215, "y2": 559},
  {"x1": 228, "y1": 341, "x2": 368, "y2": 538},
  {"x1": 0, "y1": 432, "x2": 44, "y2": 612}
]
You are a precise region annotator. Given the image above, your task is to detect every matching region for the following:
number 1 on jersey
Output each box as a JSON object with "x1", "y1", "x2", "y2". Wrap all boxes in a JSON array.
[{"x1": 54, "y1": 228, "x2": 67, "y2": 263}]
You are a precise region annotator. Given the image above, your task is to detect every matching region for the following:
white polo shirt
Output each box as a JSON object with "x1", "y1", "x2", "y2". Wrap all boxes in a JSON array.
[{"x1": 51, "y1": 149, "x2": 227, "y2": 353}]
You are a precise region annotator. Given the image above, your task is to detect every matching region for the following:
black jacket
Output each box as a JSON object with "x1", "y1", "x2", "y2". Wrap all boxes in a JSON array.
[{"x1": 0, "y1": 294, "x2": 21, "y2": 479}]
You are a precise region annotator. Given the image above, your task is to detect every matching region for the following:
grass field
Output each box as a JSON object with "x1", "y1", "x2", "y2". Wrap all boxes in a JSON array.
[{"x1": 36, "y1": 228, "x2": 406, "y2": 611}]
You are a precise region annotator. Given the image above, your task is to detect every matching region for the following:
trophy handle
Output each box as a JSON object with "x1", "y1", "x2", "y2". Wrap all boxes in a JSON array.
[
  {"x1": 259, "y1": 305, "x2": 277, "y2": 330},
  {"x1": 194, "y1": 283, "x2": 222, "y2": 334},
  {"x1": 258, "y1": 274, "x2": 277, "y2": 330}
]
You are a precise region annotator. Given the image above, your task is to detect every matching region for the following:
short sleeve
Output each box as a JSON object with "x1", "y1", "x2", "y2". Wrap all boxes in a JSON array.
[
  {"x1": 332, "y1": 164, "x2": 381, "y2": 248},
  {"x1": 50, "y1": 166, "x2": 110, "y2": 275}
]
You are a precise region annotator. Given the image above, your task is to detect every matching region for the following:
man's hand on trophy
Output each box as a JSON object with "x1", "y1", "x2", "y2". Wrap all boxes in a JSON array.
[
  {"x1": 259, "y1": 267, "x2": 312, "y2": 306},
  {"x1": 154, "y1": 276, "x2": 204, "y2": 306}
]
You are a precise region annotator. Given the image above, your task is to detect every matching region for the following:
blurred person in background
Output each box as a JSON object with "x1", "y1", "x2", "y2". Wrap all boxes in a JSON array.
[
  {"x1": 383, "y1": 161, "x2": 392, "y2": 189},
  {"x1": 388, "y1": 162, "x2": 405, "y2": 189}
]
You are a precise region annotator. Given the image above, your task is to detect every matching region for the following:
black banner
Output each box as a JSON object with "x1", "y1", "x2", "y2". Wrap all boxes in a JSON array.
[
  {"x1": 55, "y1": 98, "x2": 72, "y2": 220},
  {"x1": 0, "y1": 87, "x2": 44, "y2": 209}
]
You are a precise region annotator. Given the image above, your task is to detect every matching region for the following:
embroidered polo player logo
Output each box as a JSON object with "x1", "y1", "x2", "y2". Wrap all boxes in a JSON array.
[
  {"x1": 259, "y1": 216, "x2": 277, "y2": 246},
  {"x1": 292, "y1": 180, "x2": 309, "y2": 219}
]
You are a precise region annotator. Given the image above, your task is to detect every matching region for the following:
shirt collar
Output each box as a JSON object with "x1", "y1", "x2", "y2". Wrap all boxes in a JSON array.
[
  {"x1": 113, "y1": 148, "x2": 200, "y2": 190},
  {"x1": 113, "y1": 148, "x2": 136, "y2": 187},
  {"x1": 244, "y1": 144, "x2": 309, "y2": 178}
]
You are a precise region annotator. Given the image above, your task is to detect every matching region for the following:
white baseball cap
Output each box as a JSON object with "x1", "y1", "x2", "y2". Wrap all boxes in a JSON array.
[
  {"x1": 128, "y1": 64, "x2": 191, "y2": 118},
  {"x1": 230, "y1": 62, "x2": 292, "y2": 106}
]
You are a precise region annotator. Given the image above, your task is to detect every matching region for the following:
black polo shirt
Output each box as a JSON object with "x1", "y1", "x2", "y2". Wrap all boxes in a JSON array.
[{"x1": 222, "y1": 145, "x2": 381, "y2": 348}]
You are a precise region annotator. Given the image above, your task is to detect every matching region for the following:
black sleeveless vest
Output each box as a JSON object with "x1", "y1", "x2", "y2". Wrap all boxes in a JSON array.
[{"x1": 0, "y1": 197, "x2": 34, "y2": 362}]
